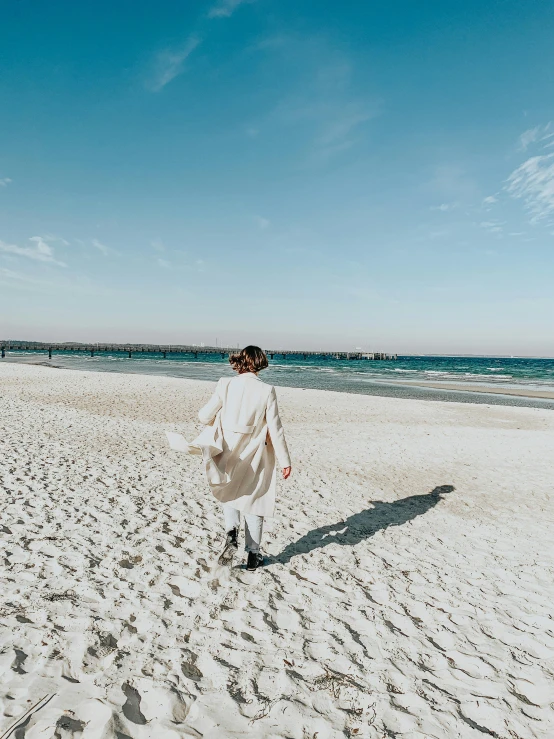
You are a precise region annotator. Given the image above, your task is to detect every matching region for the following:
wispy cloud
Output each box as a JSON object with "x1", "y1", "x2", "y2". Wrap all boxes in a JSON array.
[
  {"x1": 426, "y1": 164, "x2": 477, "y2": 202},
  {"x1": 275, "y1": 95, "x2": 376, "y2": 163},
  {"x1": 0, "y1": 267, "x2": 50, "y2": 292},
  {"x1": 462, "y1": 124, "x2": 554, "y2": 234},
  {"x1": 427, "y1": 229, "x2": 449, "y2": 240},
  {"x1": 518, "y1": 123, "x2": 554, "y2": 152},
  {"x1": 431, "y1": 202, "x2": 458, "y2": 212},
  {"x1": 506, "y1": 152, "x2": 554, "y2": 224},
  {"x1": 482, "y1": 195, "x2": 498, "y2": 206},
  {"x1": 151, "y1": 239, "x2": 165, "y2": 252},
  {"x1": 0, "y1": 177, "x2": 12, "y2": 187},
  {"x1": 479, "y1": 220, "x2": 505, "y2": 234},
  {"x1": 153, "y1": 250, "x2": 205, "y2": 271},
  {"x1": 313, "y1": 105, "x2": 375, "y2": 161},
  {"x1": 0, "y1": 267, "x2": 58, "y2": 292},
  {"x1": 144, "y1": 0, "x2": 254, "y2": 91},
  {"x1": 91, "y1": 238, "x2": 114, "y2": 256},
  {"x1": 0, "y1": 236, "x2": 66, "y2": 266},
  {"x1": 255, "y1": 216, "x2": 269, "y2": 229},
  {"x1": 41, "y1": 233, "x2": 70, "y2": 246},
  {"x1": 0, "y1": 267, "x2": 36, "y2": 282},
  {"x1": 208, "y1": 0, "x2": 254, "y2": 18},
  {"x1": 261, "y1": 38, "x2": 378, "y2": 165},
  {"x1": 145, "y1": 36, "x2": 201, "y2": 92},
  {"x1": 519, "y1": 126, "x2": 542, "y2": 152}
]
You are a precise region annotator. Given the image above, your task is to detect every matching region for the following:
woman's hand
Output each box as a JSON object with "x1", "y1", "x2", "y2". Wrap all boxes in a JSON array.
[{"x1": 282, "y1": 466, "x2": 292, "y2": 480}]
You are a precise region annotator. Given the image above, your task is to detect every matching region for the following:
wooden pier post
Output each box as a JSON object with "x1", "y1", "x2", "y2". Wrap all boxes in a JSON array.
[
  {"x1": 48, "y1": 347, "x2": 52, "y2": 359},
  {"x1": 163, "y1": 351, "x2": 166, "y2": 358},
  {"x1": 128, "y1": 350, "x2": 132, "y2": 358},
  {"x1": 91, "y1": 349, "x2": 94, "y2": 357},
  {"x1": 1, "y1": 347, "x2": 4, "y2": 358}
]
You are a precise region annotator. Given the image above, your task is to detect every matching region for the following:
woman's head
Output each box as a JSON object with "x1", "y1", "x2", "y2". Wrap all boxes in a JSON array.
[{"x1": 229, "y1": 345, "x2": 269, "y2": 374}]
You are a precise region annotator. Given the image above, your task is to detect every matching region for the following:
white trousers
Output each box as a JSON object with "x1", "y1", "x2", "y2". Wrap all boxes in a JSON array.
[{"x1": 223, "y1": 504, "x2": 264, "y2": 553}]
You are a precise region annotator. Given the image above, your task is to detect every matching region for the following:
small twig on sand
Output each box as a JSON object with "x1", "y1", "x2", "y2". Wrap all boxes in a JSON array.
[
  {"x1": 309, "y1": 665, "x2": 364, "y2": 699},
  {"x1": 249, "y1": 697, "x2": 279, "y2": 723},
  {"x1": 0, "y1": 694, "x2": 56, "y2": 739}
]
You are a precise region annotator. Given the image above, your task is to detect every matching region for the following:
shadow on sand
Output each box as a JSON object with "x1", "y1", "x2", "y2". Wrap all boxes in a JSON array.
[{"x1": 268, "y1": 485, "x2": 455, "y2": 566}]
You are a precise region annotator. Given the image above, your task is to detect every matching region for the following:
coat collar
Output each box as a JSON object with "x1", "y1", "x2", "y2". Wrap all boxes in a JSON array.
[{"x1": 239, "y1": 372, "x2": 260, "y2": 380}]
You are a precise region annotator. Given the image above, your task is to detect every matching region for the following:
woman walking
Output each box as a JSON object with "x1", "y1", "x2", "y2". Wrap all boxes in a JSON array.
[{"x1": 192, "y1": 346, "x2": 291, "y2": 570}]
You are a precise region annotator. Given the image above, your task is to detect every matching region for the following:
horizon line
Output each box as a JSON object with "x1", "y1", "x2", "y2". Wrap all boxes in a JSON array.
[{"x1": 1, "y1": 340, "x2": 553, "y2": 360}]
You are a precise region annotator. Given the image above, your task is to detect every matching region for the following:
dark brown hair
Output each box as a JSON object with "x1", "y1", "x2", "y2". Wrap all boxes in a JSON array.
[{"x1": 229, "y1": 345, "x2": 269, "y2": 374}]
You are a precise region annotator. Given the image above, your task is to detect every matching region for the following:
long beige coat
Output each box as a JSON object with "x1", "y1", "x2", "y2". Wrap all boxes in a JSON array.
[{"x1": 189, "y1": 373, "x2": 291, "y2": 517}]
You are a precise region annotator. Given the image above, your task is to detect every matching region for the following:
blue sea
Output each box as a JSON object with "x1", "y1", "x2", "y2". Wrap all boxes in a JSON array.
[{"x1": 5, "y1": 350, "x2": 554, "y2": 409}]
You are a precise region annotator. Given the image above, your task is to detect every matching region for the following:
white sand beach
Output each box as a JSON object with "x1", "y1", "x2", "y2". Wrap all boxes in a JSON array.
[{"x1": 1, "y1": 362, "x2": 553, "y2": 738}]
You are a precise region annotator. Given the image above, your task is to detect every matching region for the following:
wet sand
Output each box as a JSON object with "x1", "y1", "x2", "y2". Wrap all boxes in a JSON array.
[{"x1": 396, "y1": 380, "x2": 554, "y2": 400}]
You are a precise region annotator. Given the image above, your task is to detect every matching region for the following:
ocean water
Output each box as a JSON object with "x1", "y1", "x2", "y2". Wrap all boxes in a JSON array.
[{"x1": 5, "y1": 350, "x2": 554, "y2": 409}]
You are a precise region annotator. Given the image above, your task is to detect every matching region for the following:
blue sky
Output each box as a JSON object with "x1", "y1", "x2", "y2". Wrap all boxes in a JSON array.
[{"x1": 1, "y1": 0, "x2": 553, "y2": 355}]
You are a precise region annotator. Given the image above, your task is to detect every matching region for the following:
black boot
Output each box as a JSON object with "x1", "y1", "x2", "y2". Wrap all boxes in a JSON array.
[
  {"x1": 246, "y1": 551, "x2": 264, "y2": 571},
  {"x1": 218, "y1": 527, "x2": 238, "y2": 565}
]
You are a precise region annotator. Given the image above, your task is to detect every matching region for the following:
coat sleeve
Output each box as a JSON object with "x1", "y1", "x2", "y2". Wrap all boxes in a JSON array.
[
  {"x1": 198, "y1": 379, "x2": 224, "y2": 424},
  {"x1": 266, "y1": 386, "x2": 291, "y2": 469}
]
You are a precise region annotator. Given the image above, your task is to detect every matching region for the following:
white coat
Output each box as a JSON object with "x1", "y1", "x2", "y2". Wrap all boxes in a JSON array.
[{"x1": 190, "y1": 373, "x2": 291, "y2": 517}]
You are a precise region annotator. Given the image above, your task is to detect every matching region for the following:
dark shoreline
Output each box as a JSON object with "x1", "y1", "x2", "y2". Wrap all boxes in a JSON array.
[{"x1": 3, "y1": 355, "x2": 554, "y2": 411}]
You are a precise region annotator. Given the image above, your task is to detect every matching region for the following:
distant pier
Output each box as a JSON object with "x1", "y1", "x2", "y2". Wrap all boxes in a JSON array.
[{"x1": 1, "y1": 342, "x2": 397, "y2": 361}]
